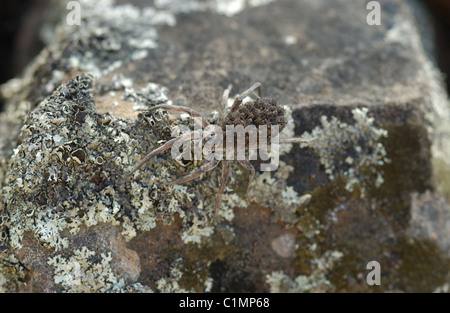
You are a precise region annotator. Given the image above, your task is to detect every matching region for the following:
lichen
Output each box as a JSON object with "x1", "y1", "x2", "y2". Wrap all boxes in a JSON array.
[
  {"x1": 47, "y1": 246, "x2": 151, "y2": 293},
  {"x1": 1, "y1": 74, "x2": 224, "y2": 251},
  {"x1": 155, "y1": 257, "x2": 213, "y2": 293},
  {"x1": 181, "y1": 215, "x2": 214, "y2": 244},
  {"x1": 266, "y1": 250, "x2": 343, "y2": 293},
  {"x1": 0, "y1": 253, "x2": 27, "y2": 292},
  {"x1": 245, "y1": 105, "x2": 312, "y2": 224},
  {"x1": 117, "y1": 76, "x2": 173, "y2": 113},
  {"x1": 299, "y1": 107, "x2": 389, "y2": 196},
  {"x1": 58, "y1": 0, "x2": 175, "y2": 77},
  {"x1": 0, "y1": 74, "x2": 397, "y2": 292}
]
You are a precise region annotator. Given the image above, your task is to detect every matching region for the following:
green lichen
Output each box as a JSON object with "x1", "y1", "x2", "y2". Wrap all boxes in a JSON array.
[
  {"x1": 389, "y1": 238, "x2": 449, "y2": 292},
  {"x1": 155, "y1": 258, "x2": 188, "y2": 292},
  {"x1": 293, "y1": 176, "x2": 348, "y2": 279}
]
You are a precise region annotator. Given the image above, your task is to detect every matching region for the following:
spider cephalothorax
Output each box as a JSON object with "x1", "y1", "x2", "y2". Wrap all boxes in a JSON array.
[{"x1": 127, "y1": 83, "x2": 312, "y2": 222}]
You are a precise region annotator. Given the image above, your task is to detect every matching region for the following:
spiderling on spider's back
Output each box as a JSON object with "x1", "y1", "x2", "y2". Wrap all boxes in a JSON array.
[{"x1": 220, "y1": 98, "x2": 287, "y2": 133}]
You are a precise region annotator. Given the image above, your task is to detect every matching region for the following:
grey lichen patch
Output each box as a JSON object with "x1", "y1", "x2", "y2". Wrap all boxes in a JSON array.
[
  {"x1": 47, "y1": 246, "x2": 151, "y2": 293},
  {"x1": 299, "y1": 107, "x2": 389, "y2": 195},
  {"x1": 58, "y1": 0, "x2": 175, "y2": 77},
  {"x1": 155, "y1": 259, "x2": 186, "y2": 293},
  {"x1": 2, "y1": 74, "x2": 221, "y2": 252},
  {"x1": 266, "y1": 250, "x2": 343, "y2": 293}
]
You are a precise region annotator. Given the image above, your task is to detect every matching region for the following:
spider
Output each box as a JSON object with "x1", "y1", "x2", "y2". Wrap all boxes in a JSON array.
[{"x1": 127, "y1": 82, "x2": 313, "y2": 222}]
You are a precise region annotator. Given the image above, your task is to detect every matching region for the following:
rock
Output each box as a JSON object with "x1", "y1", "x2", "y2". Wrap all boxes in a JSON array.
[{"x1": 0, "y1": 0, "x2": 449, "y2": 293}]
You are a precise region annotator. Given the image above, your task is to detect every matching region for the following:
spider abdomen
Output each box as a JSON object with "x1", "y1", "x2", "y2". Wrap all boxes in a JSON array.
[{"x1": 220, "y1": 98, "x2": 287, "y2": 132}]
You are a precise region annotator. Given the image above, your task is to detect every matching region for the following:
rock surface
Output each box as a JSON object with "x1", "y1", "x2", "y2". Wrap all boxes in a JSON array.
[{"x1": 0, "y1": 0, "x2": 449, "y2": 292}]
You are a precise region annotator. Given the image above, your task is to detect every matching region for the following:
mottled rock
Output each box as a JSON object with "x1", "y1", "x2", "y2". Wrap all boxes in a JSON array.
[{"x1": 0, "y1": 0, "x2": 449, "y2": 293}]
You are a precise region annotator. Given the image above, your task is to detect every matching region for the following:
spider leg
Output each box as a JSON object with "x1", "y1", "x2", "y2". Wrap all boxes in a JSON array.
[
  {"x1": 213, "y1": 160, "x2": 230, "y2": 223},
  {"x1": 163, "y1": 159, "x2": 220, "y2": 186},
  {"x1": 230, "y1": 82, "x2": 262, "y2": 113},
  {"x1": 148, "y1": 104, "x2": 209, "y2": 128},
  {"x1": 220, "y1": 85, "x2": 232, "y2": 121},
  {"x1": 238, "y1": 160, "x2": 255, "y2": 203},
  {"x1": 127, "y1": 130, "x2": 199, "y2": 176}
]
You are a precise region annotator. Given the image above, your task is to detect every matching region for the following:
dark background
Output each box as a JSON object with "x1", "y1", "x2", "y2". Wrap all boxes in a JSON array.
[
  {"x1": 0, "y1": 0, "x2": 48, "y2": 86},
  {"x1": 0, "y1": 0, "x2": 449, "y2": 110}
]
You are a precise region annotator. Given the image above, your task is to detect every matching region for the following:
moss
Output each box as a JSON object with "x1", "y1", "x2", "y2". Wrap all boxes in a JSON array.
[
  {"x1": 293, "y1": 106, "x2": 442, "y2": 292},
  {"x1": 299, "y1": 176, "x2": 355, "y2": 223},
  {"x1": 294, "y1": 176, "x2": 355, "y2": 275},
  {"x1": 299, "y1": 107, "x2": 389, "y2": 196},
  {"x1": 267, "y1": 250, "x2": 343, "y2": 292},
  {"x1": 300, "y1": 189, "x2": 450, "y2": 293},
  {"x1": 328, "y1": 238, "x2": 449, "y2": 292},
  {"x1": 370, "y1": 120, "x2": 432, "y2": 227},
  {"x1": 391, "y1": 238, "x2": 449, "y2": 292},
  {"x1": 150, "y1": 230, "x2": 234, "y2": 293},
  {"x1": 292, "y1": 107, "x2": 391, "y2": 279},
  {"x1": 178, "y1": 231, "x2": 235, "y2": 292}
]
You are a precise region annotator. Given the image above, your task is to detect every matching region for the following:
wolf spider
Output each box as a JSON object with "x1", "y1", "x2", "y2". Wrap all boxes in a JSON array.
[{"x1": 127, "y1": 82, "x2": 313, "y2": 222}]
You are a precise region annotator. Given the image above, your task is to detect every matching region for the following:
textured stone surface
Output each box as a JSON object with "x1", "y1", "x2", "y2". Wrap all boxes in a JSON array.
[{"x1": 0, "y1": 0, "x2": 449, "y2": 292}]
